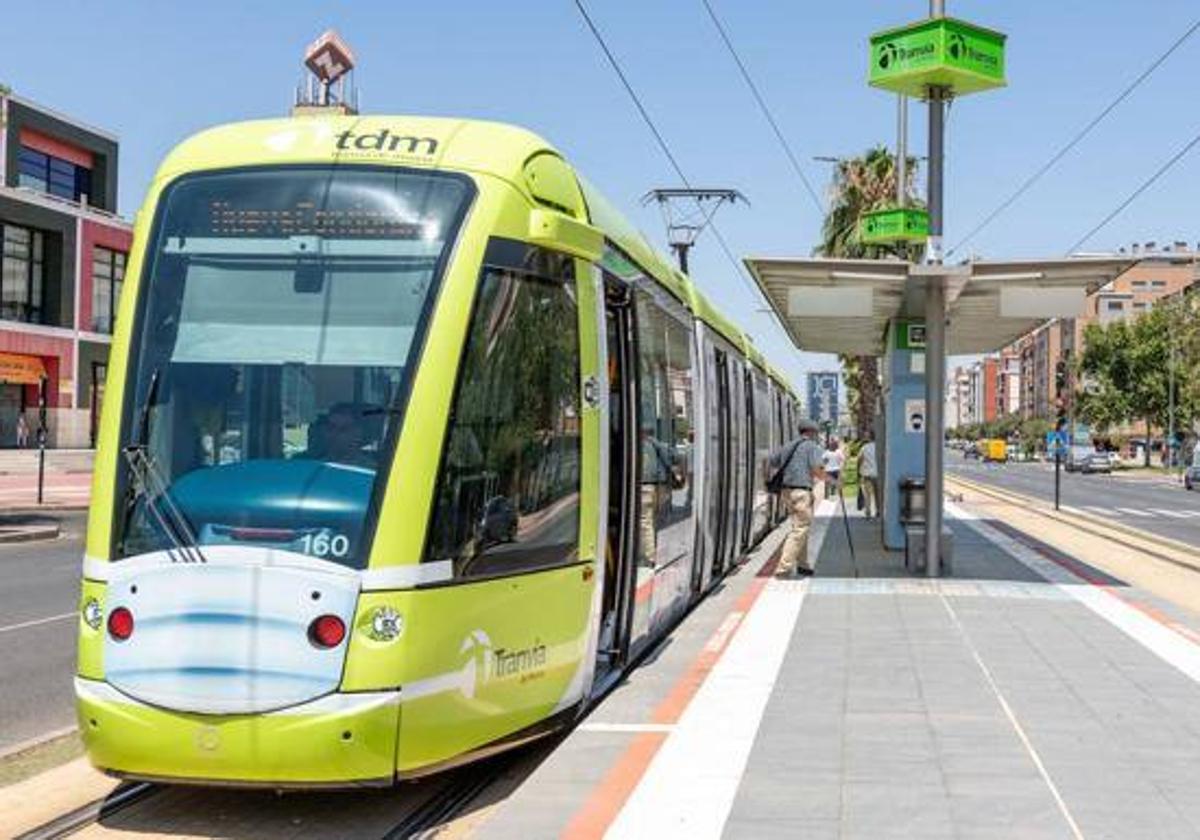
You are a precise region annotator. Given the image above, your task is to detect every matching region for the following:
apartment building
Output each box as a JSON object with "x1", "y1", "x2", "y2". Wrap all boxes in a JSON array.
[
  {"x1": 0, "y1": 88, "x2": 131, "y2": 447},
  {"x1": 1003, "y1": 244, "x2": 1198, "y2": 421}
]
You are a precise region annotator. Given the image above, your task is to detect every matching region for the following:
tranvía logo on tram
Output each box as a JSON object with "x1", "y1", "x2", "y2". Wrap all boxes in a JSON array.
[{"x1": 458, "y1": 629, "x2": 548, "y2": 697}]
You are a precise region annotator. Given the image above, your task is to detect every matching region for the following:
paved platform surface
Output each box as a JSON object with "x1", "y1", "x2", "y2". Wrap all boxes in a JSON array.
[{"x1": 478, "y1": 499, "x2": 1200, "y2": 839}]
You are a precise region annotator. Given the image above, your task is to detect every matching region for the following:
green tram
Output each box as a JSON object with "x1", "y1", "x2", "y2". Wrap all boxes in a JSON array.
[{"x1": 75, "y1": 115, "x2": 802, "y2": 786}]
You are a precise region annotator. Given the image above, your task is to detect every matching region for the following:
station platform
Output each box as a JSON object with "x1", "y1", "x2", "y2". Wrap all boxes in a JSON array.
[{"x1": 478, "y1": 496, "x2": 1200, "y2": 839}]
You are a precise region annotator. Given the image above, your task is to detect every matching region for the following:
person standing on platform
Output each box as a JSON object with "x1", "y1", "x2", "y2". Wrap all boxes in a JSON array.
[
  {"x1": 822, "y1": 438, "x2": 843, "y2": 500},
  {"x1": 768, "y1": 418, "x2": 826, "y2": 577},
  {"x1": 857, "y1": 432, "x2": 878, "y2": 518},
  {"x1": 15, "y1": 414, "x2": 29, "y2": 449}
]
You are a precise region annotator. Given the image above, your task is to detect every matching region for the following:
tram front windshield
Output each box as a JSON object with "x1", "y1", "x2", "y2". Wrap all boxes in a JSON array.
[{"x1": 116, "y1": 167, "x2": 471, "y2": 569}]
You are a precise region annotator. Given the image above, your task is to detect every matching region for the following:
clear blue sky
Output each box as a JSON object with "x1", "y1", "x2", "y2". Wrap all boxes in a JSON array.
[{"x1": 5, "y1": 1, "x2": 1197, "y2": 388}]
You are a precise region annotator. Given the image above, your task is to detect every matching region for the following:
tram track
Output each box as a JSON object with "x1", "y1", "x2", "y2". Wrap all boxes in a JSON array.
[
  {"x1": 13, "y1": 752, "x2": 520, "y2": 840},
  {"x1": 382, "y1": 758, "x2": 512, "y2": 840},
  {"x1": 947, "y1": 474, "x2": 1200, "y2": 576},
  {"x1": 14, "y1": 781, "x2": 159, "y2": 840}
]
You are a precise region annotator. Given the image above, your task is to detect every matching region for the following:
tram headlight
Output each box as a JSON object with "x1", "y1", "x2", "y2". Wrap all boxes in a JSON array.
[
  {"x1": 367, "y1": 606, "x2": 403, "y2": 642},
  {"x1": 82, "y1": 598, "x2": 102, "y2": 631}
]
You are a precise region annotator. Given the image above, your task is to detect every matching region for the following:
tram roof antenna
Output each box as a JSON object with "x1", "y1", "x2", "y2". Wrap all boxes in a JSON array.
[
  {"x1": 293, "y1": 29, "x2": 359, "y2": 116},
  {"x1": 640, "y1": 187, "x2": 747, "y2": 275}
]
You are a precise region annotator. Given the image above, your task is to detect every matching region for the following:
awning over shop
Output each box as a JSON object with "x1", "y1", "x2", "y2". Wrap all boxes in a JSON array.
[
  {"x1": 745, "y1": 256, "x2": 1135, "y2": 355},
  {"x1": 0, "y1": 352, "x2": 47, "y2": 385}
]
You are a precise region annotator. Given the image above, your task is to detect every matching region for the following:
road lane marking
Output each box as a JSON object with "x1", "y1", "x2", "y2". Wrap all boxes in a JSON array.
[
  {"x1": 1116, "y1": 507, "x2": 1156, "y2": 517},
  {"x1": 0, "y1": 612, "x2": 75, "y2": 634},
  {"x1": 1150, "y1": 508, "x2": 1192, "y2": 519}
]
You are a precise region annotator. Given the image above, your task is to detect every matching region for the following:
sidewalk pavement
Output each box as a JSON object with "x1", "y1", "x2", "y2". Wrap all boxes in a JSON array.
[
  {"x1": 0, "y1": 450, "x2": 92, "y2": 511},
  {"x1": 481, "y1": 497, "x2": 1200, "y2": 838},
  {"x1": 0, "y1": 448, "x2": 94, "y2": 475}
]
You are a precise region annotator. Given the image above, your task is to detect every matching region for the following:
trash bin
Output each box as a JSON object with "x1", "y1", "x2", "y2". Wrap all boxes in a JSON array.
[
  {"x1": 899, "y1": 476, "x2": 926, "y2": 524},
  {"x1": 904, "y1": 524, "x2": 954, "y2": 574}
]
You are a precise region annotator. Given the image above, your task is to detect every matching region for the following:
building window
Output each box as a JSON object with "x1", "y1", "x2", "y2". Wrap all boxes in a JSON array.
[
  {"x1": 1105, "y1": 300, "x2": 1124, "y2": 312},
  {"x1": 1151, "y1": 280, "x2": 1167, "y2": 290},
  {"x1": 0, "y1": 224, "x2": 45, "y2": 324},
  {"x1": 17, "y1": 145, "x2": 92, "y2": 203},
  {"x1": 91, "y1": 247, "x2": 126, "y2": 333},
  {"x1": 426, "y1": 243, "x2": 581, "y2": 580}
]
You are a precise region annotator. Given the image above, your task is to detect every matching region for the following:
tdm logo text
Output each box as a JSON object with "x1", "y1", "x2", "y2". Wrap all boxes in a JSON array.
[{"x1": 335, "y1": 129, "x2": 438, "y2": 155}]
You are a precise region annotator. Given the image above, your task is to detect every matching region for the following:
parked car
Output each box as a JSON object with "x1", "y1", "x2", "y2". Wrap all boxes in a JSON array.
[
  {"x1": 1185, "y1": 464, "x2": 1200, "y2": 492},
  {"x1": 1065, "y1": 445, "x2": 1113, "y2": 474},
  {"x1": 963, "y1": 443, "x2": 981, "y2": 460}
]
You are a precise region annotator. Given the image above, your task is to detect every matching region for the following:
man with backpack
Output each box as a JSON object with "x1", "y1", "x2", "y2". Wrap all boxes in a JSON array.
[{"x1": 767, "y1": 418, "x2": 827, "y2": 577}]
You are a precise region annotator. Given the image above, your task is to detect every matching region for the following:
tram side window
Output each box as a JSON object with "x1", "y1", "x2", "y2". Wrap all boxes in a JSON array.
[
  {"x1": 635, "y1": 291, "x2": 694, "y2": 568},
  {"x1": 427, "y1": 258, "x2": 581, "y2": 580}
]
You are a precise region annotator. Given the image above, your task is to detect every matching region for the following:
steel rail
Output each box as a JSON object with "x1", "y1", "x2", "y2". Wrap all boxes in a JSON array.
[{"x1": 14, "y1": 782, "x2": 159, "y2": 840}]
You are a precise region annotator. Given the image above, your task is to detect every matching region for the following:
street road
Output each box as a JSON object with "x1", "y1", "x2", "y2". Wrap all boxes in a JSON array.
[
  {"x1": 0, "y1": 512, "x2": 87, "y2": 753},
  {"x1": 948, "y1": 456, "x2": 1200, "y2": 548}
]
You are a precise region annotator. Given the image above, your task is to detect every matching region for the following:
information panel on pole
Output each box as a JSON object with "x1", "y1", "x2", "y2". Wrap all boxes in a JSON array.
[
  {"x1": 868, "y1": 17, "x2": 1006, "y2": 98},
  {"x1": 860, "y1": 207, "x2": 929, "y2": 244}
]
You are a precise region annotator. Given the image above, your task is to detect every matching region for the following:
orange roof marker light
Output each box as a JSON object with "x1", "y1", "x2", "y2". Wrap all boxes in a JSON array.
[
  {"x1": 305, "y1": 30, "x2": 356, "y2": 84},
  {"x1": 294, "y1": 30, "x2": 359, "y2": 115}
]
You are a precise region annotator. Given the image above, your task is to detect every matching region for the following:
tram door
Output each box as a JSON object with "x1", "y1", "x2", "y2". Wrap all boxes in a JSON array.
[
  {"x1": 596, "y1": 282, "x2": 640, "y2": 673},
  {"x1": 712, "y1": 348, "x2": 732, "y2": 575}
]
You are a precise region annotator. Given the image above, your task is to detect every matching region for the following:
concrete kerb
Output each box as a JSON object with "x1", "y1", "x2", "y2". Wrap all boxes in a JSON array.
[
  {"x1": 0, "y1": 522, "x2": 61, "y2": 543},
  {"x1": 0, "y1": 726, "x2": 78, "y2": 763},
  {"x1": 946, "y1": 473, "x2": 1200, "y2": 566}
]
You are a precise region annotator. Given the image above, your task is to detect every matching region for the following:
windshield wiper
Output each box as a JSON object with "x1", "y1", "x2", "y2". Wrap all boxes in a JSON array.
[{"x1": 122, "y1": 367, "x2": 208, "y2": 564}]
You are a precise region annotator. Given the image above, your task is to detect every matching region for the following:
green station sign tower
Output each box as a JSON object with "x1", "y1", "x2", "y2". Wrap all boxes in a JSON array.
[
  {"x1": 864, "y1": 2, "x2": 1006, "y2": 577},
  {"x1": 858, "y1": 13, "x2": 1006, "y2": 249}
]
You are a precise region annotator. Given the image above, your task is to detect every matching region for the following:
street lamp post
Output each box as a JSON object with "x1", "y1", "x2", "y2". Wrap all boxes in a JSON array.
[{"x1": 1169, "y1": 328, "x2": 1177, "y2": 472}]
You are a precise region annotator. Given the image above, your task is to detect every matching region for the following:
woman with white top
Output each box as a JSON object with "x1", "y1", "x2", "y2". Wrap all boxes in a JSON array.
[{"x1": 822, "y1": 438, "x2": 843, "y2": 500}]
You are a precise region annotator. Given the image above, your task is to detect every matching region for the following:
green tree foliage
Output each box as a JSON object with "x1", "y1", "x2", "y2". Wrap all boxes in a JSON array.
[
  {"x1": 1077, "y1": 296, "x2": 1200, "y2": 465},
  {"x1": 816, "y1": 146, "x2": 923, "y2": 440}
]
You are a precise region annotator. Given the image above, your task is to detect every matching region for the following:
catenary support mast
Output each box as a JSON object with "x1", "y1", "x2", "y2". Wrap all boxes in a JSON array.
[{"x1": 923, "y1": 0, "x2": 947, "y2": 576}]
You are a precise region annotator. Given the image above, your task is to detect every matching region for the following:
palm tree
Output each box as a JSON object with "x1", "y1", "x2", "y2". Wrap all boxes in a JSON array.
[{"x1": 815, "y1": 145, "x2": 922, "y2": 441}]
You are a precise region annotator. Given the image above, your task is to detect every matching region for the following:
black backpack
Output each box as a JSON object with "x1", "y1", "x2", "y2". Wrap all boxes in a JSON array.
[{"x1": 766, "y1": 440, "x2": 802, "y2": 494}]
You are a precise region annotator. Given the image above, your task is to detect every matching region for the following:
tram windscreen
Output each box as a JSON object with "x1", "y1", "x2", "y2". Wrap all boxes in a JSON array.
[{"x1": 115, "y1": 167, "x2": 472, "y2": 568}]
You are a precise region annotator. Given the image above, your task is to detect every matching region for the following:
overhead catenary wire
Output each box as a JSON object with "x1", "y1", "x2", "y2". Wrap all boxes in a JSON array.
[
  {"x1": 948, "y1": 17, "x2": 1200, "y2": 258},
  {"x1": 700, "y1": 0, "x2": 825, "y2": 217},
  {"x1": 1066, "y1": 126, "x2": 1200, "y2": 255},
  {"x1": 570, "y1": 0, "x2": 788, "y2": 324}
]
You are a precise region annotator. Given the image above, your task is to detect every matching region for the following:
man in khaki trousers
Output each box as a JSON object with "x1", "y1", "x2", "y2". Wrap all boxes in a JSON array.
[{"x1": 769, "y1": 419, "x2": 826, "y2": 577}]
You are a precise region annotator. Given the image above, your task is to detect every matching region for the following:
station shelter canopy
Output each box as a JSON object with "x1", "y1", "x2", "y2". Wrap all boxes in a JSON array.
[{"x1": 744, "y1": 256, "x2": 1134, "y2": 356}]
